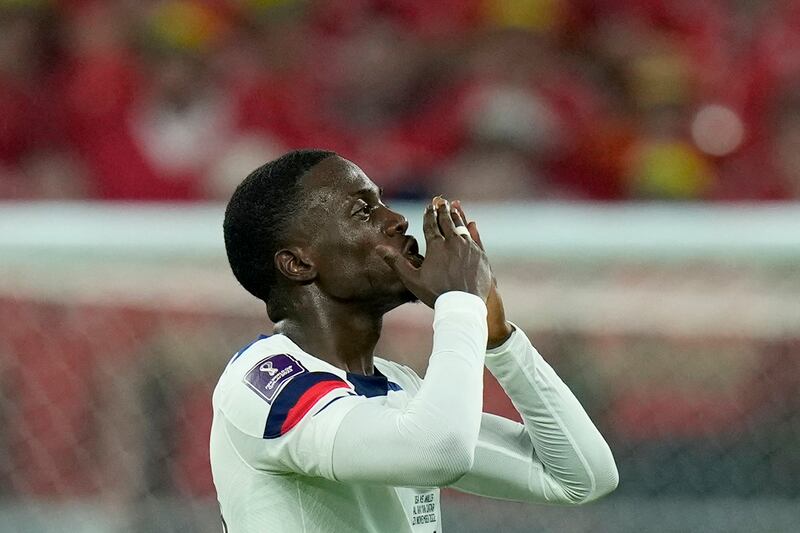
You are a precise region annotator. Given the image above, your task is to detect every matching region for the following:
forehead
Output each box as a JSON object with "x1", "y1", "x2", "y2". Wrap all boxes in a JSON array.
[{"x1": 300, "y1": 156, "x2": 378, "y2": 203}]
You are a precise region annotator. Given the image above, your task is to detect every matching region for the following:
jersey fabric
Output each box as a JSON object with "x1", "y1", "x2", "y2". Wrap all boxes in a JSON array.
[{"x1": 210, "y1": 333, "x2": 442, "y2": 532}]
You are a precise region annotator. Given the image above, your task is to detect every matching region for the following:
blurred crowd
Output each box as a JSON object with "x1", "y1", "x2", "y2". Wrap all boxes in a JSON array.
[{"x1": 2, "y1": 0, "x2": 800, "y2": 202}]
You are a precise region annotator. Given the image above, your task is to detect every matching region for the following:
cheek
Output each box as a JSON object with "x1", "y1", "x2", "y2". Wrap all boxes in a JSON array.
[
  {"x1": 317, "y1": 238, "x2": 398, "y2": 298},
  {"x1": 316, "y1": 234, "x2": 372, "y2": 285}
]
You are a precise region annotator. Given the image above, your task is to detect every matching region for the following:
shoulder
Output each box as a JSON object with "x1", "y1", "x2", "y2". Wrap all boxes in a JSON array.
[
  {"x1": 373, "y1": 357, "x2": 423, "y2": 393},
  {"x1": 217, "y1": 335, "x2": 356, "y2": 439}
]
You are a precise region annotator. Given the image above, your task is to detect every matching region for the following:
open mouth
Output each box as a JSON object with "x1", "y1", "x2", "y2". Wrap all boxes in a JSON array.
[{"x1": 402, "y1": 237, "x2": 424, "y2": 267}]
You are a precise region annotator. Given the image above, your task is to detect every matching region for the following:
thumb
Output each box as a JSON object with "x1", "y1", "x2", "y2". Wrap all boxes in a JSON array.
[{"x1": 376, "y1": 245, "x2": 419, "y2": 281}]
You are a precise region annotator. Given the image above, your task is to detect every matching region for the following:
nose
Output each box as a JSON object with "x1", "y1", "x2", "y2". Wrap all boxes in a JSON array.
[{"x1": 384, "y1": 209, "x2": 408, "y2": 236}]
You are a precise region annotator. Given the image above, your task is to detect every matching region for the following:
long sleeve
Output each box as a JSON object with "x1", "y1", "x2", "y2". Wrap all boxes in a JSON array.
[
  {"x1": 218, "y1": 291, "x2": 489, "y2": 487},
  {"x1": 451, "y1": 325, "x2": 619, "y2": 504},
  {"x1": 328, "y1": 291, "x2": 488, "y2": 486}
]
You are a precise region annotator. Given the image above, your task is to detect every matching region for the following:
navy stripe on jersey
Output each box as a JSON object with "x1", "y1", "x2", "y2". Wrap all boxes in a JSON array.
[
  {"x1": 228, "y1": 334, "x2": 270, "y2": 365},
  {"x1": 347, "y1": 367, "x2": 403, "y2": 398},
  {"x1": 264, "y1": 372, "x2": 350, "y2": 439},
  {"x1": 313, "y1": 393, "x2": 355, "y2": 417}
]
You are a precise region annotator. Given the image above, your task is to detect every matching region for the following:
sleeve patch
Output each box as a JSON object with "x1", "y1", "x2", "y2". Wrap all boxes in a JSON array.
[
  {"x1": 243, "y1": 353, "x2": 307, "y2": 404},
  {"x1": 264, "y1": 372, "x2": 351, "y2": 439}
]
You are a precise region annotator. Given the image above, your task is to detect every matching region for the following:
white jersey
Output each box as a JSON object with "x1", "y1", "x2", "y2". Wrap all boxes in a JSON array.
[
  {"x1": 210, "y1": 292, "x2": 619, "y2": 533},
  {"x1": 210, "y1": 333, "x2": 439, "y2": 532}
]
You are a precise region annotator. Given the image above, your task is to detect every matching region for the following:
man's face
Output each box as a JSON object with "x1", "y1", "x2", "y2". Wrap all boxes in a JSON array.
[{"x1": 289, "y1": 156, "x2": 423, "y2": 310}]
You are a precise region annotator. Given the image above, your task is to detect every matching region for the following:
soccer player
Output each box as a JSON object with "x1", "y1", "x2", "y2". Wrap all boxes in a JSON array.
[{"x1": 211, "y1": 150, "x2": 618, "y2": 532}]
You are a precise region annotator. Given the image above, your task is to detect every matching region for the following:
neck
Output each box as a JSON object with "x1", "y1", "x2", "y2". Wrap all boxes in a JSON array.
[{"x1": 272, "y1": 289, "x2": 384, "y2": 375}]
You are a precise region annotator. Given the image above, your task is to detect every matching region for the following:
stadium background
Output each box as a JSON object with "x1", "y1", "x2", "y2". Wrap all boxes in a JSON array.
[{"x1": 1, "y1": 0, "x2": 799, "y2": 532}]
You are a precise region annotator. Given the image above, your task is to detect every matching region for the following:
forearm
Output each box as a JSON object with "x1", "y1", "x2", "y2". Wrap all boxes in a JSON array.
[
  {"x1": 484, "y1": 327, "x2": 618, "y2": 503},
  {"x1": 330, "y1": 292, "x2": 488, "y2": 487},
  {"x1": 485, "y1": 288, "x2": 514, "y2": 349}
]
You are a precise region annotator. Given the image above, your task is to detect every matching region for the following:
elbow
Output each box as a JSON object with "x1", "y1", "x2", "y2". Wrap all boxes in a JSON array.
[
  {"x1": 583, "y1": 461, "x2": 619, "y2": 503},
  {"x1": 567, "y1": 453, "x2": 620, "y2": 505},
  {"x1": 589, "y1": 446, "x2": 620, "y2": 501},
  {"x1": 443, "y1": 432, "x2": 477, "y2": 483},
  {"x1": 602, "y1": 460, "x2": 620, "y2": 496},
  {"x1": 424, "y1": 431, "x2": 476, "y2": 486}
]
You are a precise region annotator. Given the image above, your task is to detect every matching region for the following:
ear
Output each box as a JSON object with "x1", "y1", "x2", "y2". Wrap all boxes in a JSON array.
[{"x1": 274, "y1": 247, "x2": 317, "y2": 284}]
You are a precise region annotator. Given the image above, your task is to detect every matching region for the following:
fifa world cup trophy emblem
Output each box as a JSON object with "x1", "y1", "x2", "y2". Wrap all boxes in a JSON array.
[{"x1": 259, "y1": 361, "x2": 279, "y2": 376}]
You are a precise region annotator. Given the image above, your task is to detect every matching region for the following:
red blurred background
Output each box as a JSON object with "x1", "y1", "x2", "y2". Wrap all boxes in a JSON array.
[{"x1": 3, "y1": 0, "x2": 800, "y2": 203}]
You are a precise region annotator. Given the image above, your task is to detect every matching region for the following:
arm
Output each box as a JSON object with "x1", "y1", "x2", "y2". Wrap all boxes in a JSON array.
[
  {"x1": 446, "y1": 200, "x2": 617, "y2": 503},
  {"x1": 451, "y1": 326, "x2": 619, "y2": 504},
  {"x1": 330, "y1": 292, "x2": 487, "y2": 486},
  {"x1": 220, "y1": 292, "x2": 488, "y2": 486}
]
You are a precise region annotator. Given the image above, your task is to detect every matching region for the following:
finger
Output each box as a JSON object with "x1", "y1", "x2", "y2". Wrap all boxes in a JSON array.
[
  {"x1": 452, "y1": 200, "x2": 469, "y2": 226},
  {"x1": 436, "y1": 198, "x2": 458, "y2": 239},
  {"x1": 450, "y1": 204, "x2": 466, "y2": 228},
  {"x1": 467, "y1": 221, "x2": 485, "y2": 250},
  {"x1": 448, "y1": 204, "x2": 473, "y2": 241},
  {"x1": 422, "y1": 203, "x2": 443, "y2": 243},
  {"x1": 452, "y1": 200, "x2": 477, "y2": 242},
  {"x1": 376, "y1": 245, "x2": 420, "y2": 282}
]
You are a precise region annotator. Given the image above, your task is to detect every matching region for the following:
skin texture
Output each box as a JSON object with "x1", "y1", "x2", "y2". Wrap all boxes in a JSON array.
[{"x1": 271, "y1": 155, "x2": 513, "y2": 374}]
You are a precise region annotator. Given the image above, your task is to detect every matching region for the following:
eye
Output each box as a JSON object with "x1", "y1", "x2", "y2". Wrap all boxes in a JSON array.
[{"x1": 352, "y1": 200, "x2": 374, "y2": 219}]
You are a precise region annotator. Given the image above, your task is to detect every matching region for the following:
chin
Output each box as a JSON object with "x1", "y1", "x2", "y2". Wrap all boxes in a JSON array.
[
  {"x1": 364, "y1": 261, "x2": 420, "y2": 310},
  {"x1": 373, "y1": 286, "x2": 418, "y2": 314},
  {"x1": 400, "y1": 289, "x2": 419, "y2": 305}
]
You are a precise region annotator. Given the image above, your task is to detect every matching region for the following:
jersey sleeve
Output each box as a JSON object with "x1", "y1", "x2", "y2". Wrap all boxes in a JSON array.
[
  {"x1": 217, "y1": 352, "x2": 360, "y2": 478},
  {"x1": 449, "y1": 324, "x2": 619, "y2": 504},
  {"x1": 329, "y1": 292, "x2": 489, "y2": 488}
]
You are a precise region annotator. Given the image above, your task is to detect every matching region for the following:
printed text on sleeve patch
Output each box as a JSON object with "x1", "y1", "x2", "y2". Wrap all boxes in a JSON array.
[{"x1": 243, "y1": 354, "x2": 307, "y2": 405}]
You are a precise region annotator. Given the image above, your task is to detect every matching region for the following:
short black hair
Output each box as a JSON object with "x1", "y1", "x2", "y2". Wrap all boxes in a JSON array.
[{"x1": 223, "y1": 149, "x2": 336, "y2": 304}]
